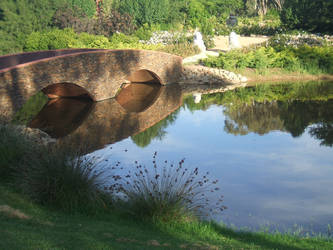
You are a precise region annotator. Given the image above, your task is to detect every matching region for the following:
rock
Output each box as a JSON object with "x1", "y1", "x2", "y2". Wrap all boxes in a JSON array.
[
  {"x1": 179, "y1": 65, "x2": 247, "y2": 96},
  {"x1": 1, "y1": 124, "x2": 56, "y2": 146}
]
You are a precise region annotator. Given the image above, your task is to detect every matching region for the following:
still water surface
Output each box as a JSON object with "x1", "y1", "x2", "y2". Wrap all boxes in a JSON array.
[{"x1": 30, "y1": 81, "x2": 333, "y2": 235}]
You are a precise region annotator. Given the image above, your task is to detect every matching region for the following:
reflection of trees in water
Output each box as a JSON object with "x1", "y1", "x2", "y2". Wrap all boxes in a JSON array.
[
  {"x1": 309, "y1": 123, "x2": 333, "y2": 147},
  {"x1": 223, "y1": 99, "x2": 333, "y2": 146},
  {"x1": 224, "y1": 101, "x2": 285, "y2": 135},
  {"x1": 131, "y1": 109, "x2": 180, "y2": 147},
  {"x1": 183, "y1": 81, "x2": 333, "y2": 147}
]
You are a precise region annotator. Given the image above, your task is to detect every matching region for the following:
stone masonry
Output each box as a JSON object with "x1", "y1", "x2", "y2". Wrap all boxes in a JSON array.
[{"x1": 0, "y1": 49, "x2": 183, "y2": 118}]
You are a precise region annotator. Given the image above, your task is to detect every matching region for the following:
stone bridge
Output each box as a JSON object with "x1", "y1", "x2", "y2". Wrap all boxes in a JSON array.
[
  {"x1": 29, "y1": 83, "x2": 182, "y2": 154},
  {"x1": 0, "y1": 49, "x2": 183, "y2": 118}
]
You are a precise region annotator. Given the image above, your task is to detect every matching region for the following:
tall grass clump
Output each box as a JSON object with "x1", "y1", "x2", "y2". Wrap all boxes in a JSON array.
[
  {"x1": 0, "y1": 124, "x2": 33, "y2": 181},
  {"x1": 108, "y1": 152, "x2": 226, "y2": 223},
  {"x1": 17, "y1": 145, "x2": 108, "y2": 214}
]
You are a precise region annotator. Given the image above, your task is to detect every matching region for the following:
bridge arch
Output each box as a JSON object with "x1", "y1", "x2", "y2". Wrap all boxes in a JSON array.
[
  {"x1": 126, "y1": 69, "x2": 161, "y2": 84},
  {"x1": 42, "y1": 82, "x2": 95, "y2": 100},
  {"x1": 0, "y1": 49, "x2": 183, "y2": 118}
]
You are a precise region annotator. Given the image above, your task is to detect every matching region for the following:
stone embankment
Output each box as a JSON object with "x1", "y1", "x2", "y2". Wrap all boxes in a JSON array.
[
  {"x1": 180, "y1": 65, "x2": 247, "y2": 89},
  {"x1": 1, "y1": 124, "x2": 56, "y2": 146},
  {"x1": 179, "y1": 65, "x2": 247, "y2": 94}
]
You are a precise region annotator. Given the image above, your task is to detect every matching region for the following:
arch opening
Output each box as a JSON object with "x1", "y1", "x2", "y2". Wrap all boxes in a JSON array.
[
  {"x1": 126, "y1": 69, "x2": 162, "y2": 84},
  {"x1": 41, "y1": 82, "x2": 94, "y2": 100},
  {"x1": 116, "y1": 70, "x2": 163, "y2": 113},
  {"x1": 28, "y1": 98, "x2": 94, "y2": 138}
]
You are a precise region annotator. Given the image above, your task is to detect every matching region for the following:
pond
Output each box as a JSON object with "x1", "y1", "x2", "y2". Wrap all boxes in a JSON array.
[{"x1": 29, "y1": 81, "x2": 333, "y2": 236}]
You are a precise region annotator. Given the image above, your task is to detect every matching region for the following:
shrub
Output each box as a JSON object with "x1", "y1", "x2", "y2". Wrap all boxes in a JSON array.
[
  {"x1": 24, "y1": 28, "x2": 114, "y2": 51},
  {"x1": 134, "y1": 24, "x2": 153, "y2": 41},
  {"x1": 108, "y1": 152, "x2": 226, "y2": 222}
]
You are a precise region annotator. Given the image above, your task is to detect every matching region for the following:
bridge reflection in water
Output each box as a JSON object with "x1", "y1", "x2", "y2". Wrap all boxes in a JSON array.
[{"x1": 29, "y1": 82, "x2": 182, "y2": 154}]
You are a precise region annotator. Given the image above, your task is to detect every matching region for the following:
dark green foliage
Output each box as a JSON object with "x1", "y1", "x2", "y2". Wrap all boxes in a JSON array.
[
  {"x1": 280, "y1": 0, "x2": 333, "y2": 33},
  {"x1": 66, "y1": 0, "x2": 96, "y2": 17},
  {"x1": 118, "y1": 0, "x2": 171, "y2": 26},
  {"x1": 0, "y1": 0, "x2": 66, "y2": 54}
]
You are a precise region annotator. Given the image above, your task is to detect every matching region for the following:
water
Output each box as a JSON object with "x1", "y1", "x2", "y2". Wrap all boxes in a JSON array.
[{"x1": 30, "y1": 81, "x2": 333, "y2": 235}]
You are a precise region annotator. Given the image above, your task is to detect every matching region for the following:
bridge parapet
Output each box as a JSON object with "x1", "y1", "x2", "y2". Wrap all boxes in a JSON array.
[{"x1": 0, "y1": 49, "x2": 183, "y2": 118}]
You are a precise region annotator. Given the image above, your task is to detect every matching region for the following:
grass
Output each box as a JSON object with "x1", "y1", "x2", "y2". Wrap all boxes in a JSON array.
[
  {"x1": 1, "y1": 183, "x2": 333, "y2": 249},
  {"x1": 235, "y1": 68, "x2": 333, "y2": 83}
]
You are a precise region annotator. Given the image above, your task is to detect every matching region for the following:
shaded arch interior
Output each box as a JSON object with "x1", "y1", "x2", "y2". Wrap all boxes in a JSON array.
[{"x1": 41, "y1": 82, "x2": 94, "y2": 100}]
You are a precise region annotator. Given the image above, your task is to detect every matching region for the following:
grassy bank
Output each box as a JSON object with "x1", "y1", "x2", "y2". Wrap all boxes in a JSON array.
[
  {"x1": 235, "y1": 68, "x2": 333, "y2": 84},
  {"x1": 2, "y1": 183, "x2": 333, "y2": 250},
  {"x1": 1, "y1": 121, "x2": 333, "y2": 249}
]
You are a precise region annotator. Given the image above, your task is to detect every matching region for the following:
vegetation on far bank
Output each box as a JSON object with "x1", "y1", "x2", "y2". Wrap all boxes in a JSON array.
[
  {"x1": 1, "y1": 0, "x2": 332, "y2": 57},
  {"x1": 202, "y1": 33, "x2": 333, "y2": 76}
]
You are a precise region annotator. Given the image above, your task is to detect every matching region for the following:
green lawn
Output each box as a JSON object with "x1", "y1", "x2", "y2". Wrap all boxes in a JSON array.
[{"x1": 1, "y1": 184, "x2": 332, "y2": 250}]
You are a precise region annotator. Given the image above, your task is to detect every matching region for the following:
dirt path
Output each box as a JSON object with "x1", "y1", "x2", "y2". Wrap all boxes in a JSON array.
[{"x1": 211, "y1": 35, "x2": 270, "y2": 51}]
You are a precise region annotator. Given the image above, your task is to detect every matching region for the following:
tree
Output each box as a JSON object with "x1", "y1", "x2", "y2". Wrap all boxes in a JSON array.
[
  {"x1": 117, "y1": 0, "x2": 171, "y2": 25},
  {"x1": 0, "y1": 0, "x2": 67, "y2": 54},
  {"x1": 280, "y1": 0, "x2": 333, "y2": 33}
]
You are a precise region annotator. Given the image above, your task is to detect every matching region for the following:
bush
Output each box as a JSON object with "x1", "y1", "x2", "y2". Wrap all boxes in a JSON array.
[
  {"x1": 24, "y1": 28, "x2": 114, "y2": 51},
  {"x1": 108, "y1": 153, "x2": 226, "y2": 222},
  {"x1": 24, "y1": 29, "x2": 78, "y2": 51},
  {"x1": 134, "y1": 24, "x2": 153, "y2": 41}
]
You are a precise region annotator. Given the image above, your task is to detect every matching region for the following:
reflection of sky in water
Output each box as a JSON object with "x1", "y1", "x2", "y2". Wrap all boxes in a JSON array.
[{"x1": 91, "y1": 104, "x2": 333, "y2": 234}]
